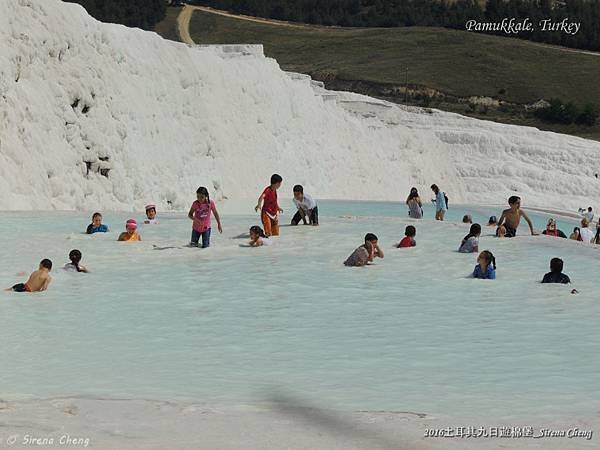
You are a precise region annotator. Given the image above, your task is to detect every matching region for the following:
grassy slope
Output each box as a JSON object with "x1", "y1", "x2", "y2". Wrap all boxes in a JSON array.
[
  {"x1": 153, "y1": 6, "x2": 182, "y2": 43},
  {"x1": 189, "y1": 11, "x2": 600, "y2": 106}
]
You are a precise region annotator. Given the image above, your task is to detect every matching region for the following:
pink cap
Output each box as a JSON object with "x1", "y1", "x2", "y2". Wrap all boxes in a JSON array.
[
  {"x1": 145, "y1": 204, "x2": 156, "y2": 211},
  {"x1": 126, "y1": 219, "x2": 137, "y2": 229}
]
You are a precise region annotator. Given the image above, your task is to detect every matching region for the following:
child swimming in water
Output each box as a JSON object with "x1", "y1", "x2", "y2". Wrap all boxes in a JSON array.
[
  {"x1": 5, "y1": 259, "x2": 52, "y2": 292},
  {"x1": 86, "y1": 212, "x2": 109, "y2": 234},
  {"x1": 144, "y1": 204, "x2": 158, "y2": 224},
  {"x1": 188, "y1": 187, "x2": 223, "y2": 248},
  {"x1": 118, "y1": 219, "x2": 141, "y2": 241},
  {"x1": 249, "y1": 225, "x2": 272, "y2": 246},
  {"x1": 473, "y1": 250, "x2": 496, "y2": 279},
  {"x1": 541, "y1": 258, "x2": 570, "y2": 284},
  {"x1": 64, "y1": 249, "x2": 89, "y2": 273},
  {"x1": 459, "y1": 224, "x2": 481, "y2": 253},
  {"x1": 397, "y1": 225, "x2": 416, "y2": 248}
]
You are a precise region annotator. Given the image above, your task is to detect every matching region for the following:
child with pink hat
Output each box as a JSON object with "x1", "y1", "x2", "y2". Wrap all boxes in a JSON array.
[{"x1": 118, "y1": 219, "x2": 142, "y2": 241}]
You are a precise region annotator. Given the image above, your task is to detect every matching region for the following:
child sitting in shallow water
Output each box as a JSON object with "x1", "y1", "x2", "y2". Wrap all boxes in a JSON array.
[
  {"x1": 459, "y1": 224, "x2": 481, "y2": 253},
  {"x1": 64, "y1": 249, "x2": 88, "y2": 273},
  {"x1": 344, "y1": 233, "x2": 383, "y2": 266},
  {"x1": 144, "y1": 204, "x2": 158, "y2": 224},
  {"x1": 541, "y1": 258, "x2": 570, "y2": 284},
  {"x1": 344, "y1": 241, "x2": 373, "y2": 267},
  {"x1": 249, "y1": 225, "x2": 272, "y2": 247},
  {"x1": 5, "y1": 259, "x2": 52, "y2": 292},
  {"x1": 86, "y1": 212, "x2": 109, "y2": 234},
  {"x1": 473, "y1": 250, "x2": 496, "y2": 279},
  {"x1": 397, "y1": 225, "x2": 416, "y2": 248},
  {"x1": 118, "y1": 219, "x2": 141, "y2": 241}
]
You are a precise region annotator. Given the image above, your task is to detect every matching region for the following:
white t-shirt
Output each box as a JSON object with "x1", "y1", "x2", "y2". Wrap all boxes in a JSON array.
[
  {"x1": 583, "y1": 211, "x2": 594, "y2": 222},
  {"x1": 580, "y1": 227, "x2": 594, "y2": 243},
  {"x1": 293, "y1": 193, "x2": 317, "y2": 212},
  {"x1": 458, "y1": 236, "x2": 478, "y2": 253}
]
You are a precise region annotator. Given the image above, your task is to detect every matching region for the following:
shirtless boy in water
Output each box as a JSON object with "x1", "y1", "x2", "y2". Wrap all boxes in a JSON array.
[
  {"x1": 497, "y1": 196, "x2": 537, "y2": 237},
  {"x1": 5, "y1": 259, "x2": 52, "y2": 292}
]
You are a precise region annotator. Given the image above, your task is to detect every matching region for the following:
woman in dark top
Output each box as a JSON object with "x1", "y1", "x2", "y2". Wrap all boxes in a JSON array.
[{"x1": 541, "y1": 218, "x2": 567, "y2": 238}]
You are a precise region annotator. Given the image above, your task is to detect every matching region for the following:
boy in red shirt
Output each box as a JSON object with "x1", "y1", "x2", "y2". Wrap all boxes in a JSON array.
[
  {"x1": 397, "y1": 225, "x2": 417, "y2": 248},
  {"x1": 255, "y1": 174, "x2": 283, "y2": 236}
]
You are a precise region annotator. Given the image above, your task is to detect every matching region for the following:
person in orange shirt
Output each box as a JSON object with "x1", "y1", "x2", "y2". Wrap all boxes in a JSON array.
[
  {"x1": 118, "y1": 219, "x2": 141, "y2": 241},
  {"x1": 255, "y1": 174, "x2": 283, "y2": 237}
]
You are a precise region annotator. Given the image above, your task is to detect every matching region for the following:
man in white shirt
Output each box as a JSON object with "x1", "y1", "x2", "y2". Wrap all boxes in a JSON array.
[
  {"x1": 579, "y1": 218, "x2": 594, "y2": 243},
  {"x1": 291, "y1": 185, "x2": 319, "y2": 226},
  {"x1": 582, "y1": 207, "x2": 594, "y2": 222}
]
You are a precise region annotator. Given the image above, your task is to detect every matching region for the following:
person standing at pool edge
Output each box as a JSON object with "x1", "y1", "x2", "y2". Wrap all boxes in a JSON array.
[
  {"x1": 255, "y1": 174, "x2": 283, "y2": 237},
  {"x1": 406, "y1": 187, "x2": 423, "y2": 219},
  {"x1": 579, "y1": 218, "x2": 594, "y2": 243},
  {"x1": 430, "y1": 184, "x2": 447, "y2": 221},
  {"x1": 580, "y1": 206, "x2": 594, "y2": 222},
  {"x1": 496, "y1": 196, "x2": 537, "y2": 237}
]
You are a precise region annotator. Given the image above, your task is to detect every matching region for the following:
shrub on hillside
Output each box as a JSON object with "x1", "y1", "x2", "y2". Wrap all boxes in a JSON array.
[
  {"x1": 576, "y1": 103, "x2": 600, "y2": 126},
  {"x1": 534, "y1": 98, "x2": 579, "y2": 125}
]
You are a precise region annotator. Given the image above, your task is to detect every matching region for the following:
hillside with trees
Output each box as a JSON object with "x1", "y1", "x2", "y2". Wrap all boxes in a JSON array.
[
  {"x1": 64, "y1": 0, "x2": 166, "y2": 30},
  {"x1": 190, "y1": 0, "x2": 600, "y2": 51}
]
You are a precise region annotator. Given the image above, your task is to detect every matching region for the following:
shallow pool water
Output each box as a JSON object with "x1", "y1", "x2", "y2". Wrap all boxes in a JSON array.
[{"x1": 0, "y1": 201, "x2": 599, "y2": 417}]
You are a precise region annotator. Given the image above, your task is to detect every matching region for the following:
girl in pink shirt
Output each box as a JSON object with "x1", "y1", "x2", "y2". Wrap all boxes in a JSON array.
[{"x1": 188, "y1": 187, "x2": 223, "y2": 248}]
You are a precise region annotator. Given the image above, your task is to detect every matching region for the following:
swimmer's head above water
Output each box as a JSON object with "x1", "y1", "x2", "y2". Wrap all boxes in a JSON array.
[{"x1": 145, "y1": 204, "x2": 156, "y2": 219}]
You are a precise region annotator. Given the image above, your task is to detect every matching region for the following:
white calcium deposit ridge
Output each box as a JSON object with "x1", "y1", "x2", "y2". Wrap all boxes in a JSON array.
[{"x1": 0, "y1": 0, "x2": 599, "y2": 211}]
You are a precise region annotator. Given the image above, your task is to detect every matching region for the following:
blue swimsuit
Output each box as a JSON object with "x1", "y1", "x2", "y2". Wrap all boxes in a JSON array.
[{"x1": 473, "y1": 264, "x2": 496, "y2": 279}]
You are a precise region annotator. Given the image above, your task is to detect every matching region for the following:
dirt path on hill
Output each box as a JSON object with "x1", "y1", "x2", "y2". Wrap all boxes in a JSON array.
[
  {"x1": 177, "y1": 5, "x2": 195, "y2": 44},
  {"x1": 177, "y1": 3, "x2": 335, "y2": 44}
]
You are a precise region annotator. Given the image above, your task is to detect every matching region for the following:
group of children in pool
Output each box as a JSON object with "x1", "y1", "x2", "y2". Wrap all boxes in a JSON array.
[
  {"x1": 6, "y1": 174, "x2": 320, "y2": 291},
  {"x1": 5, "y1": 178, "x2": 582, "y2": 292},
  {"x1": 344, "y1": 193, "x2": 577, "y2": 289}
]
